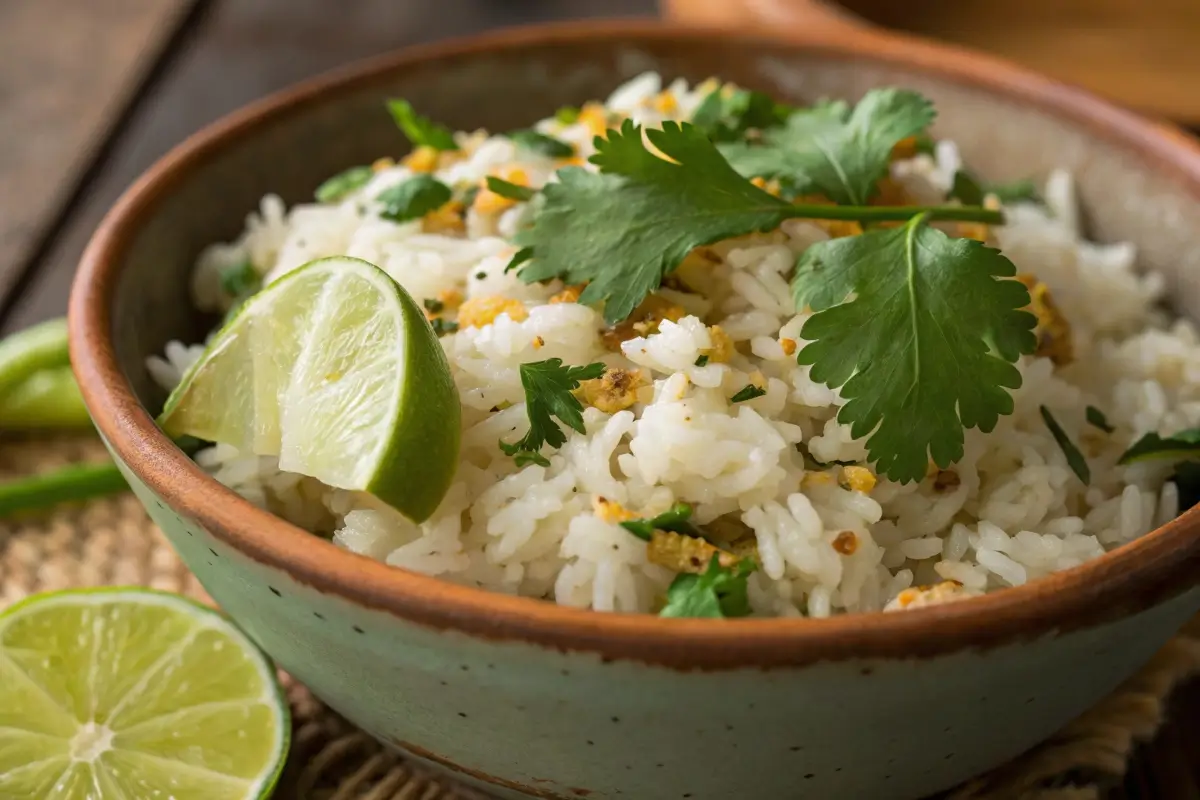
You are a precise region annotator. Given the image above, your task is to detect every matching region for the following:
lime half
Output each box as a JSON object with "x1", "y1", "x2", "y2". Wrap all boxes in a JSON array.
[
  {"x1": 0, "y1": 588, "x2": 288, "y2": 799},
  {"x1": 159, "y1": 256, "x2": 461, "y2": 522}
]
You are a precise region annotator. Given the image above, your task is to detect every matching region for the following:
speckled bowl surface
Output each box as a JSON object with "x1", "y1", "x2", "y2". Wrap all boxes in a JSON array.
[{"x1": 69, "y1": 20, "x2": 1200, "y2": 800}]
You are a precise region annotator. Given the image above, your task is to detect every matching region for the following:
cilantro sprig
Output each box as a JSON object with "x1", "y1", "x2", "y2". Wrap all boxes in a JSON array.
[
  {"x1": 719, "y1": 89, "x2": 934, "y2": 205},
  {"x1": 1118, "y1": 428, "x2": 1200, "y2": 465},
  {"x1": 1040, "y1": 406, "x2": 1090, "y2": 484},
  {"x1": 792, "y1": 213, "x2": 1037, "y2": 483},
  {"x1": 387, "y1": 99, "x2": 459, "y2": 151},
  {"x1": 659, "y1": 554, "x2": 756, "y2": 618},
  {"x1": 691, "y1": 86, "x2": 792, "y2": 143},
  {"x1": 499, "y1": 359, "x2": 606, "y2": 466},
  {"x1": 514, "y1": 119, "x2": 1002, "y2": 324},
  {"x1": 948, "y1": 169, "x2": 1041, "y2": 206}
]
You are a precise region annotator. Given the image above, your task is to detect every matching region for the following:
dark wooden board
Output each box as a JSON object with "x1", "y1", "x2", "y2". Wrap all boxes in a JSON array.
[
  {"x1": 0, "y1": 0, "x2": 197, "y2": 311},
  {"x1": 0, "y1": 0, "x2": 656, "y2": 335}
]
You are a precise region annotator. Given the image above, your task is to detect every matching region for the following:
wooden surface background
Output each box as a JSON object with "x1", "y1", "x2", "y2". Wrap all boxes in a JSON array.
[{"x1": 0, "y1": 0, "x2": 1196, "y2": 797}]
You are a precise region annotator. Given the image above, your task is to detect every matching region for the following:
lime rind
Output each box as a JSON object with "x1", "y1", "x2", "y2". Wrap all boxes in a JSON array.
[
  {"x1": 0, "y1": 587, "x2": 290, "y2": 800},
  {"x1": 158, "y1": 256, "x2": 461, "y2": 523}
]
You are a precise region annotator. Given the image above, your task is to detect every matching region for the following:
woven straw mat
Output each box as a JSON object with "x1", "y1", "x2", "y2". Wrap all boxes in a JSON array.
[{"x1": 1, "y1": 434, "x2": 1197, "y2": 800}]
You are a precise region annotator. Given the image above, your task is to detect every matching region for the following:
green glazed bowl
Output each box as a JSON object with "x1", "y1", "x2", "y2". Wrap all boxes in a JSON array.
[{"x1": 69, "y1": 20, "x2": 1200, "y2": 800}]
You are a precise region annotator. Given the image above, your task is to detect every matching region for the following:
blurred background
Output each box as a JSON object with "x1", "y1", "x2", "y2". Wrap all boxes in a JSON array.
[{"x1": 1, "y1": 1, "x2": 1198, "y2": 796}]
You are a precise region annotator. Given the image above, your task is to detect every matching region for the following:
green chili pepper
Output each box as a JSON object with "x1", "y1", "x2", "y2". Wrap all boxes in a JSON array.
[
  {"x1": 0, "y1": 366, "x2": 91, "y2": 429},
  {"x1": 0, "y1": 462, "x2": 129, "y2": 518},
  {"x1": 0, "y1": 317, "x2": 71, "y2": 396}
]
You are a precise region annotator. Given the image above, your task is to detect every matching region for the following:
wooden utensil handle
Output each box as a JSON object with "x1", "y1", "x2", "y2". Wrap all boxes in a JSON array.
[{"x1": 660, "y1": 0, "x2": 869, "y2": 34}]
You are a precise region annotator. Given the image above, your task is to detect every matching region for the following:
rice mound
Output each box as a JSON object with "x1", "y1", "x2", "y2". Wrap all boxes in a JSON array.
[{"x1": 149, "y1": 72, "x2": 1199, "y2": 617}]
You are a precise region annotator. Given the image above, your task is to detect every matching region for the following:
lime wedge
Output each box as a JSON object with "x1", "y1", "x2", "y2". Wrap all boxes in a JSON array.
[
  {"x1": 0, "y1": 588, "x2": 289, "y2": 799},
  {"x1": 159, "y1": 256, "x2": 461, "y2": 523}
]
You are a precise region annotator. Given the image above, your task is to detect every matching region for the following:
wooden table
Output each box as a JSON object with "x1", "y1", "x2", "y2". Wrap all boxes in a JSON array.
[{"x1": 0, "y1": 1, "x2": 1196, "y2": 797}]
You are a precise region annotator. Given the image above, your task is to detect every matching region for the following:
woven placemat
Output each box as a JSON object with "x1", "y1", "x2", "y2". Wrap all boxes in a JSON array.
[{"x1": 2, "y1": 434, "x2": 1197, "y2": 800}]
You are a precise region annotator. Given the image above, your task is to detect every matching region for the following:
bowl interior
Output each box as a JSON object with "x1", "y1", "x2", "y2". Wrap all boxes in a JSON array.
[{"x1": 111, "y1": 27, "x2": 1200, "y2": 414}]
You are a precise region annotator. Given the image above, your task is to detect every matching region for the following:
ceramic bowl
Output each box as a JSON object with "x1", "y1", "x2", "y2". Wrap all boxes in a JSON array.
[{"x1": 69, "y1": 14, "x2": 1200, "y2": 800}]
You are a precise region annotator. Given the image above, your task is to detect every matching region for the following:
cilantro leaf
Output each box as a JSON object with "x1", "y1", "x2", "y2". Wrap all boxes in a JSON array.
[
  {"x1": 486, "y1": 176, "x2": 536, "y2": 202},
  {"x1": 948, "y1": 169, "x2": 1041, "y2": 206},
  {"x1": 516, "y1": 120, "x2": 794, "y2": 323},
  {"x1": 792, "y1": 214, "x2": 1037, "y2": 483},
  {"x1": 499, "y1": 359, "x2": 607, "y2": 462},
  {"x1": 659, "y1": 555, "x2": 757, "y2": 618},
  {"x1": 691, "y1": 87, "x2": 792, "y2": 143},
  {"x1": 508, "y1": 130, "x2": 574, "y2": 158},
  {"x1": 619, "y1": 502, "x2": 703, "y2": 542},
  {"x1": 1039, "y1": 406, "x2": 1090, "y2": 484},
  {"x1": 1086, "y1": 405, "x2": 1114, "y2": 433},
  {"x1": 694, "y1": 354, "x2": 709, "y2": 367},
  {"x1": 730, "y1": 384, "x2": 766, "y2": 403},
  {"x1": 387, "y1": 99, "x2": 459, "y2": 151},
  {"x1": 315, "y1": 165, "x2": 373, "y2": 203},
  {"x1": 719, "y1": 89, "x2": 934, "y2": 205},
  {"x1": 376, "y1": 175, "x2": 452, "y2": 223},
  {"x1": 429, "y1": 318, "x2": 458, "y2": 337},
  {"x1": 218, "y1": 260, "x2": 261, "y2": 298},
  {"x1": 1118, "y1": 428, "x2": 1200, "y2": 465}
]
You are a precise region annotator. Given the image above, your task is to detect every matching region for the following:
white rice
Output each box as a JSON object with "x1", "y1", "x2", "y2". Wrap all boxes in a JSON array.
[{"x1": 151, "y1": 73, "x2": 1200, "y2": 617}]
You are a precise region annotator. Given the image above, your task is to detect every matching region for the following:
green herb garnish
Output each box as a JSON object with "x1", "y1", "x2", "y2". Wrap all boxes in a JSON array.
[
  {"x1": 387, "y1": 99, "x2": 459, "y2": 151},
  {"x1": 730, "y1": 384, "x2": 767, "y2": 403},
  {"x1": 791, "y1": 213, "x2": 1036, "y2": 483},
  {"x1": 948, "y1": 169, "x2": 1041, "y2": 206},
  {"x1": 691, "y1": 87, "x2": 791, "y2": 143},
  {"x1": 486, "y1": 176, "x2": 536, "y2": 202},
  {"x1": 218, "y1": 260, "x2": 261, "y2": 299},
  {"x1": 1086, "y1": 405, "x2": 1115, "y2": 434},
  {"x1": 694, "y1": 354, "x2": 709, "y2": 367},
  {"x1": 555, "y1": 105, "x2": 581, "y2": 125},
  {"x1": 376, "y1": 175, "x2": 452, "y2": 223},
  {"x1": 513, "y1": 120, "x2": 1001, "y2": 325},
  {"x1": 660, "y1": 554, "x2": 756, "y2": 618},
  {"x1": 429, "y1": 318, "x2": 458, "y2": 337},
  {"x1": 911, "y1": 132, "x2": 937, "y2": 156},
  {"x1": 508, "y1": 130, "x2": 574, "y2": 158},
  {"x1": 719, "y1": 89, "x2": 934, "y2": 205},
  {"x1": 423, "y1": 298, "x2": 444, "y2": 314},
  {"x1": 315, "y1": 165, "x2": 374, "y2": 203},
  {"x1": 1040, "y1": 406, "x2": 1090, "y2": 484},
  {"x1": 499, "y1": 359, "x2": 606, "y2": 465},
  {"x1": 619, "y1": 502, "x2": 703, "y2": 542},
  {"x1": 1171, "y1": 461, "x2": 1200, "y2": 512},
  {"x1": 457, "y1": 184, "x2": 480, "y2": 209},
  {"x1": 1118, "y1": 428, "x2": 1200, "y2": 465}
]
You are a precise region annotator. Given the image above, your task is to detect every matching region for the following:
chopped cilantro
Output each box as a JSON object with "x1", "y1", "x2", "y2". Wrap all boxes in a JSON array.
[
  {"x1": 386, "y1": 99, "x2": 458, "y2": 150},
  {"x1": 1118, "y1": 428, "x2": 1200, "y2": 465},
  {"x1": 376, "y1": 175, "x2": 452, "y2": 223},
  {"x1": 719, "y1": 89, "x2": 934, "y2": 205},
  {"x1": 423, "y1": 298, "x2": 444, "y2": 314},
  {"x1": 486, "y1": 176, "x2": 536, "y2": 202},
  {"x1": 1039, "y1": 406, "x2": 1090, "y2": 484},
  {"x1": 690, "y1": 86, "x2": 791, "y2": 143},
  {"x1": 474, "y1": 271, "x2": 488, "y2": 281},
  {"x1": 1086, "y1": 406, "x2": 1115, "y2": 433},
  {"x1": 730, "y1": 384, "x2": 766, "y2": 403},
  {"x1": 948, "y1": 169, "x2": 1041, "y2": 206},
  {"x1": 499, "y1": 359, "x2": 606, "y2": 464},
  {"x1": 659, "y1": 554, "x2": 756, "y2": 618},
  {"x1": 512, "y1": 119, "x2": 999, "y2": 325},
  {"x1": 555, "y1": 105, "x2": 581, "y2": 125},
  {"x1": 912, "y1": 132, "x2": 937, "y2": 156},
  {"x1": 218, "y1": 260, "x2": 261, "y2": 298},
  {"x1": 457, "y1": 184, "x2": 480, "y2": 209},
  {"x1": 792, "y1": 213, "x2": 1037, "y2": 483},
  {"x1": 429, "y1": 318, "x2": 458, "y2": 337},
  {"x1": 796, "y1": 442, "x2": 856, "y2": 471},
  {"x1": 694, "y1": 354, "x2": 709, "y2": 367},
  {"x1": 314, "y1": 165, "x2": 373, "y2": 203},
  {"x1": 508, "y1": 129, "x2": 574, "y2": 158},
  {"x1": 619, "y1": 502, "x2": 703, "y2": 542}
]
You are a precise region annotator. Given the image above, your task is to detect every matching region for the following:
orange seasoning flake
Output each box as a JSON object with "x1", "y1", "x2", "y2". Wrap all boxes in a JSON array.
[
  {"x1": 457, "y1": 295, "x2": 529, "y2": 329},
  {"x1": 831, "y1": 531, "x2": 859, "y2": 555}
]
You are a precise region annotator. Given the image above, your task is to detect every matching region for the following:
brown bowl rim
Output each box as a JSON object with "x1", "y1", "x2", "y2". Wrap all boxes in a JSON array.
[{"x1": 70, "y1": 18, "x2": 1200, "y2": 669}]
